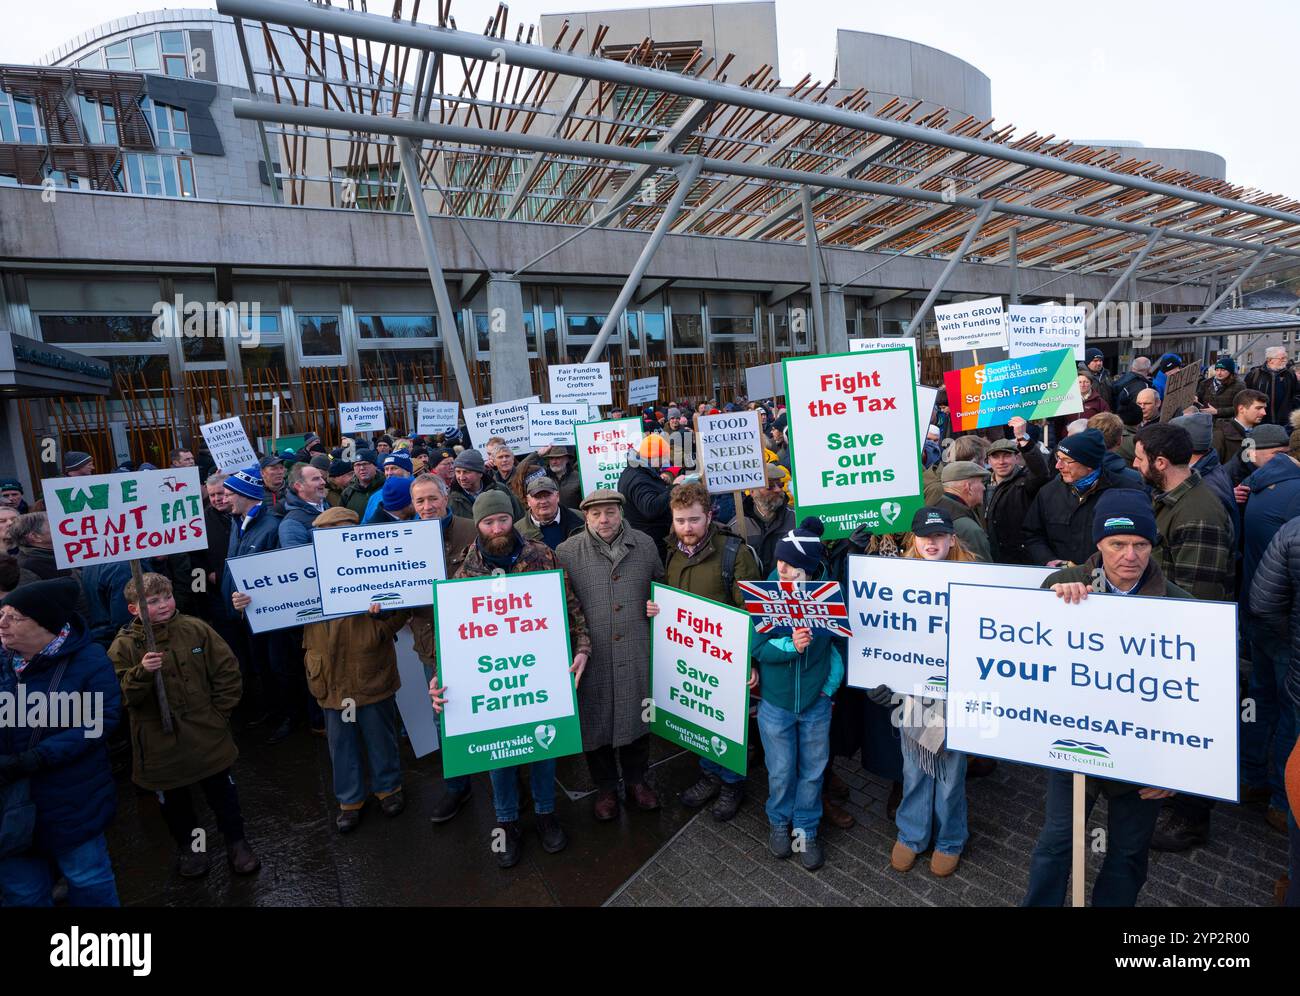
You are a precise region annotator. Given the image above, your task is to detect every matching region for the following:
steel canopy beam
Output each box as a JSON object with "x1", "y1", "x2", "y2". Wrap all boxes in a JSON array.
[
  {"x1": 229, "y1": 99, "x2": 1300, "y2": 269},
  {"x1": 217, "y1": 0, "x2": 1300, "y2": 233}
]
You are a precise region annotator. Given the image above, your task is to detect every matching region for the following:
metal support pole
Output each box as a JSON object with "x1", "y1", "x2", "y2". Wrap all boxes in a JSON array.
[
  {"x1": 231, "y1": 15, "x2": 281, "y2": 204},
  {"x1": 903, "y1": 201, "x2": 994, "y2": 339},
  {"x1": 1087, "y1": 232, "x2": 1163, "y2": 331},
  {"x1": 216, "y1": 0, "x2": 1300, "y2": 232},
  {"x1": 1194, "y1": 248, "x2": 1271, "y2": 325},
  {"x1": 229, "y1": 99, "x2": 1300, "y2": 267},
  {"x1": 584, "y1": 157, "x2": 703, "y2": 365},
  {"x1": 396, "y1": 136, "x2": 477, "y2": 407},
  {"x1": 1008, "y1": 229, "x2": 1020, "y2": 305},
  {"x1": 802, "y1": 187, "x2": 828, "y2": 353}
]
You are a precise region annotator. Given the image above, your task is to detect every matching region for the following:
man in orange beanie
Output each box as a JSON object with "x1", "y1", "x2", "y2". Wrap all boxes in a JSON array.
[{"x1": 619, "y1": 433, "x2": 673, "y2": 561}]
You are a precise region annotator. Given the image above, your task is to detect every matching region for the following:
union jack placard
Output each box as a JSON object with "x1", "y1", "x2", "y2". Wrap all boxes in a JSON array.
[{"x1": 737, "y1": 580, "x2": 851, "y2": 637}]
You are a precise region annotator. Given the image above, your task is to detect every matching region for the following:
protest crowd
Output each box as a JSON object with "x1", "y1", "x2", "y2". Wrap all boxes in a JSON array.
[{"x1": 1, "y1": 343, "x2": 1298, "y2": 909}]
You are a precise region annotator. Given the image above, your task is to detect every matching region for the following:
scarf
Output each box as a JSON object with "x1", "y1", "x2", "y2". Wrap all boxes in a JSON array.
[
  {"x1": 1069, "y1": 467, "x2": 1102, "y2": 497},
  {"x1": 479, "y1": 531, "x2": 523, "y2": 570},
  {"x1": 9, "y1": 622, "x2": 72, "y2": 676},
  {"x1": 588, "y1": 524, "x2": 628, "y2": 563},
  {"x1": 898, "y1": 694, "x2": 947, "y2": 777}
]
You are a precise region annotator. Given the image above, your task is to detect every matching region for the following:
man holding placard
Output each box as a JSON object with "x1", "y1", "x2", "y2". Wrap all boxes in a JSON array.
[
  {"x1": 1021, "y1": 490, "x2": 1189, "y2": 906},
  {"x1": 429, "y1": 491, "x2": 591, "y2": 868}
]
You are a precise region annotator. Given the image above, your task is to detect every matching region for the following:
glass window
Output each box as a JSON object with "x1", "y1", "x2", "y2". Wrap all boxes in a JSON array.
[
  {"x1": 298, "y1": 314, "x2": 341, "y2": 356},
  {"x1": 0, "y1": 92, "x2": 12, "y2": 143},
  {"x1": 240, "y1": 343, "x2": 287, "y2": 375},
  {"x1": 162, "y1": 161, "x2": 178, "y2": 197},
  {"x1": 359, "y1": 348, "x2": 441, "y2": 383},
  {"x1": 177, "y1": 158, "x2": 195, "y2": 197},
  {"x1": 163, "y1": 54, "x2": 188, "y2": 78},
  {"x1": 77, "y1": 50, "x2": 106, "y2": 70},
  {"x1": 160, "y1": 31, "x2": 186, "y2": 54},
  {"x1": 38, "y1": 314, "x2": 158, "y2": 344},
  {"x1": 78, "y1": 96, "x2": 103, "y2": 144},
  {"x1": 106, "y1": 41, "x2": 132, "y2": 71},
  {"x1": 14, "y1": 98, "x2": 43, "y2": 143},
  {"x1": 125, "y1": 154, "x2": 143, "y2": 193},
  {"x1": 357, "y1": 315, "x2": 437, "y2": 339},
  {"x1": 131, "y1": 34, "x2": 159, "y2": 70},
  {"x1": 670, "y1": 292, "x2": 704, "y2": 351},
  {"x1": 565, "y1": 313, "x2": 607, "y2": 339}
]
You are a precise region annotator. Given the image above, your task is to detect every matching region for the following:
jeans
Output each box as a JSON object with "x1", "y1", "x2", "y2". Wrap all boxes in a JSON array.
[
  {"x1": 0, "y1": 833, "x2": 119, "y2": 907},
  {"x1": 1241, "y1": 633, "x2": 1295, "y2": 814},
  {"x1": 700, "y1": 757, "x2": 745, "y2": 785},
  {"x1": 896, "y1": 746, "x2": 968, "y2": 855},
  {"x1": 156, "y1": 768, "x2": 246, "y2": 848},
  {"x1": 758, "y1": 695, "x2": 832, "y2": 837},
  {"x1": 586, "y1": 735, "x2": 650, "y2": 792},
  {"x1": 323, "y1": 697, "x2": 403, "y2": 807},
  {"x1": 489, "y1": 760, "x2": 557, "y2": 823},
  {"x1": 1023, "y1": 772, "x2": 1163, "y2": 907}
]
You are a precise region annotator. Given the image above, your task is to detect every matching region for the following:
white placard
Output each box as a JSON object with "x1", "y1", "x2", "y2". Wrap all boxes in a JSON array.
[
  {"x1": 933, "y1": 297, "x2": 1008, "y2": 353},
  {"x1": 1006, "y1": 304, "x2": 1088, "y2": 361},
  {"x1": 945, "y1": 583, "x2": 1239, "y2": 801},
  {"x1": 42, "y1": 468, "x2": 206, "y2": 570},
  {"x1": 696, "y1": 410, "x2": 766, "y2": 494},
  {"x1": 312, "y1": 518, "x2": 447, "y2": 616},
  {"x1": 846, "y1": 557, "x2": 1052, "y2": 697},
  {"x1": 464, "y1": 395, "x2": 541, "y2": 454},
  {"x1": 849, "y1": 338, "x2": 921, "y2": 381},
  {"x1": 528, "y1": 402, "x2": 590, "y2": 448},
  {"x1": 745, "y1": 362, "x2": 784, "y2": 400},
  {"x1": 628, "y1": 376, "x2": 659, "y2": 405},
  {"x1": 915, "y1": 385, "x2": 939, "y2": 449},
  {"x1": 549, "y1": 362, "x2": 613, "y2": 405},
  {"x1": 574, "y1": 417, "x2": 643, "y2": 496},
  {"x1": 199, "y1": 416, "x2": 257, "y2": 472},
  {"x1": 416, "y1": 400, "x2": 460, "y2": 436},
  {"x1": 393, "y1": 627, "x2": 439, "y2": 758},
  {"x1": 226, "y1": 545, "x2": 335, "y2": 633},
  {"x1": 339, "y1": 401, "x2": 386, "y2": 434}
]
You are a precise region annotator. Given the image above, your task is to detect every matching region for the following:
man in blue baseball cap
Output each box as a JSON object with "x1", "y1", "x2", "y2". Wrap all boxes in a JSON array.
[{"x1": 1023, "y1": 489, "x2": 1189, "y2": 907}]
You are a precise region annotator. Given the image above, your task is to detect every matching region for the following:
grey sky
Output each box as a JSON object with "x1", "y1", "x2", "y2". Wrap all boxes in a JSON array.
[{"x1": 4, "y1": 0, "x2": 1295, "y2": 195}]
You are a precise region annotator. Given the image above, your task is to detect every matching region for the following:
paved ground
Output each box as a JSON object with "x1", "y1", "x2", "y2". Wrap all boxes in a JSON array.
[
  {"x1": 607, "y1": 757, "x2": 1290, "y2": 908},
  {"x1": 106, "y1": 720, "x2": 1289, "y2": 907}
]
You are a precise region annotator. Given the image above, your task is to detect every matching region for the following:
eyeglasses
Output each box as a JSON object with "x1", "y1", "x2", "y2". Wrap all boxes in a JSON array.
[{"x1": 0, "y1": 609, "x2": 30, "y2": 626}]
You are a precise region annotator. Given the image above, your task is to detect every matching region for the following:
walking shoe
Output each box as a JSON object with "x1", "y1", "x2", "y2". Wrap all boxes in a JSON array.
[
  {"x1": 627, "y1": 781, "x2": 661, "y2": 811},
  {"x1": 680, "y1": 774, "x2": 722, "y2": 808},
  {"x1": 593, "y1": 789, "x2": 619, "y2": 821},
  {"x1": 495, "y1": 821, "x2": 523, "y2": 868},
  {"x1": 336, "y1": 808, "x2": 363, "y2": 833},
  {"x1": 226, "y1": 840, "x2": 261, "y2": 875},
  {"x1": 1150, "y1": 810, "x2": 1208, "y2": 852},
  {"x1": 711, "y1": 782, "x2": 744, "y2": 822},
  {"x1": 825, "y1": 769, "x2": 850, "y2": 800},
  {"x1": 965, "y1": 756, "x2": 998, "y2": 778},
  {"x1": 800, "y1": 837, "x2": 825, "y2": 872},
  {"x1": 379, "y1": 790, "x2": 406, "y2": 817},
  {"x1": 1265, "y1": 807, "x2": 1288, "y2": 833},
  {"x1": 822, "y1": 795, "x2": 855, "y2": 829},
  {"x1": 890, "y1": 840, "x2": 917, "y2": 872},
  {"x1": 177, "y1": 848, "x2": 211, "y2": 878},
  {"x1": 930, "y1": 851, "x2": 960, "y2": 877},
  {"x1": 768, "y1": 825, "x2": 793, "y2": 859},
  {"x1": 428, "y1": 786, "x2": 472, "y2": 824},
  {"x1": 886, "y1": 781, "x2": 903, "y2": 821},
  {"x1": 536, "y1": 813, "x2": 568, "y2": 854}
]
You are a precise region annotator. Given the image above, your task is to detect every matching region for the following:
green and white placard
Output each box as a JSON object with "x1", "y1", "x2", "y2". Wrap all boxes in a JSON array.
[
  {"x1": 434, "y1": 570, "x2": 581, "y2": 777},
  {"x1": 782, "y1": 347, "x2": 923, "y2": 540},
  {"x1": 649, "y1": 583, "x2": 752, "y2": 776}
]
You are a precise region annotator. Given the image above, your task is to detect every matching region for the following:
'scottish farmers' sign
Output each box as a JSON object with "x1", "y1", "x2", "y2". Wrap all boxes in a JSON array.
[
  {"x1": 43, "y1": 468, "x2": 206, "y2": 570},
  {"x1": 943, "y1": 348, "x2": 1082, "y2": 432}
]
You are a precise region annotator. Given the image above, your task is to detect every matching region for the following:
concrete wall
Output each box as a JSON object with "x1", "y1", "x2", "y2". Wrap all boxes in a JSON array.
[
  {"x1": 1069, "y1": 144, "x2": 1227, "y2": 181},
  {"x1": 833, "y1": 30, "x2": 991, "y2": 120},
  {"x1": 0, "y1": 185, "x2": 1208, "y2": 308}
]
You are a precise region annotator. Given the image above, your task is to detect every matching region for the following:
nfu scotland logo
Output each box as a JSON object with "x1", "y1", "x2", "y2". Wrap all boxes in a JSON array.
[{"x1": 1048, "y1": 739, "x2": 1116, "y2": 769}]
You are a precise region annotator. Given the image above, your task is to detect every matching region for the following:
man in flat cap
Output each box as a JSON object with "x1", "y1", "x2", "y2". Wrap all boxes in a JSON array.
[
  {"x1": 935, "y1": 461, "x2": 991, "y2": 562},
  {"x1": 516, "y1": 474, "x2": 582, "y2": 551},
  {"x1": 555, "y1": 490, "x2": 665, "y2": 820}
]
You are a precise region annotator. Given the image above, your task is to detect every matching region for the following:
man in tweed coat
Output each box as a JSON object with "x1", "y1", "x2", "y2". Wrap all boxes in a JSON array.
[{"x1": 555, "y1": 490, "x2": 665, "y2": 820}]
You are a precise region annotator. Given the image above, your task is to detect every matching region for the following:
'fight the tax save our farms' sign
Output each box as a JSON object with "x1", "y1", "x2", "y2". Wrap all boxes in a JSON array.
[
  {"x1": 649, "y1": 584, "x2": 751, "y2": 776},
  {"x1": 574, "y1": 417, "x2": 642, "y2": 497},
  {"x1": 434, "y1": 571, "x2": 582, "y2": 777},
  {"x1": 782, "y1": 347, "x2": 923, "y2": 540},
  {"x1": 42, "y1": 468, "x2": 206, "y2": 570}
]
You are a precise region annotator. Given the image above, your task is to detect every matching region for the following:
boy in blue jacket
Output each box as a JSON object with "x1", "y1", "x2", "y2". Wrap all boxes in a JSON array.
[{"x1": 752, "y1": 518, "x2": 843, "y2": 872}]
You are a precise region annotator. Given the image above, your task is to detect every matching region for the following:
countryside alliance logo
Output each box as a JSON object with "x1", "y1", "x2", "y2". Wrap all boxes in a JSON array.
[
  {"x1": 534, "y1": 723, "x2": 557, "y2": 750},
  {"x1": 710, "y1": 735, "x2": 728, "y2": 758},
  {"x1": 880, "y1": 501, "x2": 902, "y2": 526},
  {"x1": 1047, "y1": 738, "x2": 1115, "y2": 770}
]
